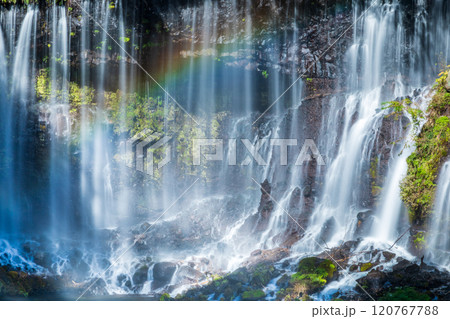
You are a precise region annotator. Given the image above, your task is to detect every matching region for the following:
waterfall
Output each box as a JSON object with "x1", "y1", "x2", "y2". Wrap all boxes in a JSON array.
[
  {"x1": 427, "y1": 161, "x2": 450, "y2": 270},
  {"x1": 48, "y1": 5, "x2": 72, "y2": 239},
  {"x1": 370, "y1": 148, "x2": 411, "y2": 243},
  {"x1": 11, "y1": 9, "x2": 36, "y2": 100},
  {"x1": 0, "y1": 7, "x2": 37, "y2": 237},
  {"x1": 0, "y1": 20, "x2": 8, "y2": 235},
  {"x1": 293, "y1": 1, "x2": 404, "y2": 250},
  {"x1": 0, "y1": 0, "x2": 448, "y2": 297}
]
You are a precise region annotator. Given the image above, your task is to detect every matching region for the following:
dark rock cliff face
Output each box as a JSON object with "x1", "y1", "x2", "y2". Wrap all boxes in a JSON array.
[
  {"x1": 2, "y1": 1, "x2": 354, "y2": 87},
  {"x1": 354, "y1": 259, "x2": 450, "y2": 301}
]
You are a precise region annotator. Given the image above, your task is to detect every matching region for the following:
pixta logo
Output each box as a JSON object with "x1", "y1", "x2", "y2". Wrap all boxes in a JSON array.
[
  {"x1": 125, "y1": 133, "x2": 325, "y2": 176},
  {"x1": 125, "y1": 130, "x2": 172, "y2": 176},
  {"x1": 193, "y1": 138, "x2": 325, "y2": 166}
]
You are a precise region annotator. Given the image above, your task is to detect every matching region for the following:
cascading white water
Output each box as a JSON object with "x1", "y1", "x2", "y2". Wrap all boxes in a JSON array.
[
  {"x1": 291, "y1": 0, "x2": 449, "y2": 255},
  {"x1": 48, "y1": 5, "x2": 72, "y2": 238},
  {"x1": 294, "y1": 1, "x2": 405, "y2": 250},
  {"x1": 0, "y1": 20, "x2": 8, "y2": 235},
  {"x1": 0, "y1": 0, "x2": 449, "y2": 298},
  {"x1": 427, "y1": 161, "x2": 450, "y2": 270},
  {"x1": 0, "y1": 7, "x2": 37, "y2": 238},
  {"x1": 11, "y1": 9, "x2": 36, "y2": 100},
  {"x1": 371, "y1": 148, "x2": 411, "y2": 243}
]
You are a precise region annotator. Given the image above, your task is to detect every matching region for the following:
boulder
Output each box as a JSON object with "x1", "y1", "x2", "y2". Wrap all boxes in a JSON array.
[
  {"x1": 176, "y1": 265, "x2": 206, "y2": 284},
  {"x1": 382, "y1": 251, "x2": 396, "y2": 262},
  {"x1": 353, "y1": 259, "x2": 450, "y2": 300},
  {"x1": 242, "y1": 248, "x2": 289, "y2": 270},
  {"x1": 241, "y1": 289, "x2": 266, "y2": 301},
  {"x1": 356, "y1": 269, "x2": 388, "y2": 295},
  {"x1": 319, "y1": 217, "x2": 337, "y2": 242},
  {"x1": 355, "y1": 210, "x2": 375, "y2": 236},
  {"x1": 227, "y1": 267, "x2": 250, "y2": 284},
  {"x1": 132, "y1": 264, "x2": 149, "y2": 286},
  {"x1": 152, "y1": 262, "x2": 177, "y2": 290},
  {"x1": 0, "y1": 266, "x2": 61, "y2": 298},
  {"x1": 280, "y1": 257, "x2": 337, "y2": 300}
]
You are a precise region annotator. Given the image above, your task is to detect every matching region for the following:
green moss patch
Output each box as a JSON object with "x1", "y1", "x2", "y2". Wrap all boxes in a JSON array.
[
  {"x1": 360, "y1": 262, "x2": 373, "y2": 272},
  {"x1": 278, "y1": 257, "x2": 336, "y2": 300},
  {"x1": 379, "y1": 287, "x2": 431, "y2": 301},
  {"x1": 399, "y1": 68, "x2": 450, "y2": 224},
  {"x1": 241, "y1": 289, "x2": 266, "y2": 301}
]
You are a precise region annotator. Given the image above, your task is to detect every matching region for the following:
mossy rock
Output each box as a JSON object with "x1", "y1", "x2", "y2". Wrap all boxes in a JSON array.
[
  {"x1": 276, "y1": 273, "x2": 291, "y2": 288},
  {"x1": 0, "y1": 266, "x2": 60, "y2": 298},
  {"x1": 400, "y1": 69, "x2": 450, "y2": 227},
  {"x1": 360, "y1": 263, "x2": 373, "y2": 272},
  {"x1": 294, "y1": 257, "x2": 337, "y2": 283},
  {"x1": 250, "y1": 264, "x2": 276, "y2": 287},
  {"x1": 7, "y1": 271, "x2": 19, "y2": 280},
  {"x1": 241, "y1": 289, "x2": 266, "y2": 301},
  {"x1": 379, "y1": 287, "x2": 431, "y2": 301},
  {"x1": 283, "y1": 257, "x2": 337, "y2": 300},
  {"x1": 227, "y1": 268, "x2": 250, "y2": 284}
]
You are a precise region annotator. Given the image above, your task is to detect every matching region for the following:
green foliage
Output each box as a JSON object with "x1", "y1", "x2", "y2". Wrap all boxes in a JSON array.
[
  {"x1": 360, "y1": 262, "x2": 373, "y2": 272},
  {"x1": 35, "y1": 66, "x2": 229, "y2": 182},
  {"x1": 250, "y1": 265, "x2": 275, "y2": 287},
  {"x1": 261, "y1": 70, "x2": 268, "y2": 79},
  {"x1": 295, "y1": 257, "x2": 336, "y2": 281},
  {"x1": 400, "y1": 68, "x2": 450, "y2": 223},
  {"x1": 159, "y1": 293, "x2": 171, "y2": 301},
  {"x1": 379, "y1": 287, "x2": 431, "y2": 301},
  {"x1": 413, "y1": 232, "x2": 426, "y2": 250},
  {"x1": 36, "y1": 69, "x2": 51, "y2": 101},
  {"x1": 291, "y1": 257, "x2": 336, "y2": 286},
  {"x1": 370, "y1": 157, "x2": 382, "y2": 197},
  {"x1": 241, "y1": 289, "x2": 265, "y2": 301},
  {"x1": 279, "y1": 258, "x2": 336, "y2": 300},
  {"x1": 382, "y1": 98, "x2": 424, "y2": 134},
  {"x1": 35, "y1": 68, "x2": 96, "y2": 118}
]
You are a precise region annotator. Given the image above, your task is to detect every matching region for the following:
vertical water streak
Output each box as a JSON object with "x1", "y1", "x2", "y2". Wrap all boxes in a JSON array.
[
  {"x1": 48, "y1": 4, "x2": 71, "y2": 239},
  {"x1": 293, "y1": 0, "x2": 407, "y2": 250},
  {"x1": 116, "y1": 0, "x2": 130, "y2": 223},
  {"x1": 427, "y1": 162, "x2": 450, "y2": 269},
  {"x1": 0, "y1": 20, "x2": 8, "y2": 235},
  {"x1": 80, "y1": 0, "x2": 91, "y2": 229},
  {"x1": 91, "y1": 0, "x2": 114, "y2": 228},
  {"x1": 8, "y1": 8, "x2": 36, "y2": 235}
]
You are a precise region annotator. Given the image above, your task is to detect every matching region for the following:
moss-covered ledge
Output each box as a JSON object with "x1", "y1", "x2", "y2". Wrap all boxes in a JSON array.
[{"x1": 399, "y1": 68, "x2": 450, "y2": 253}]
